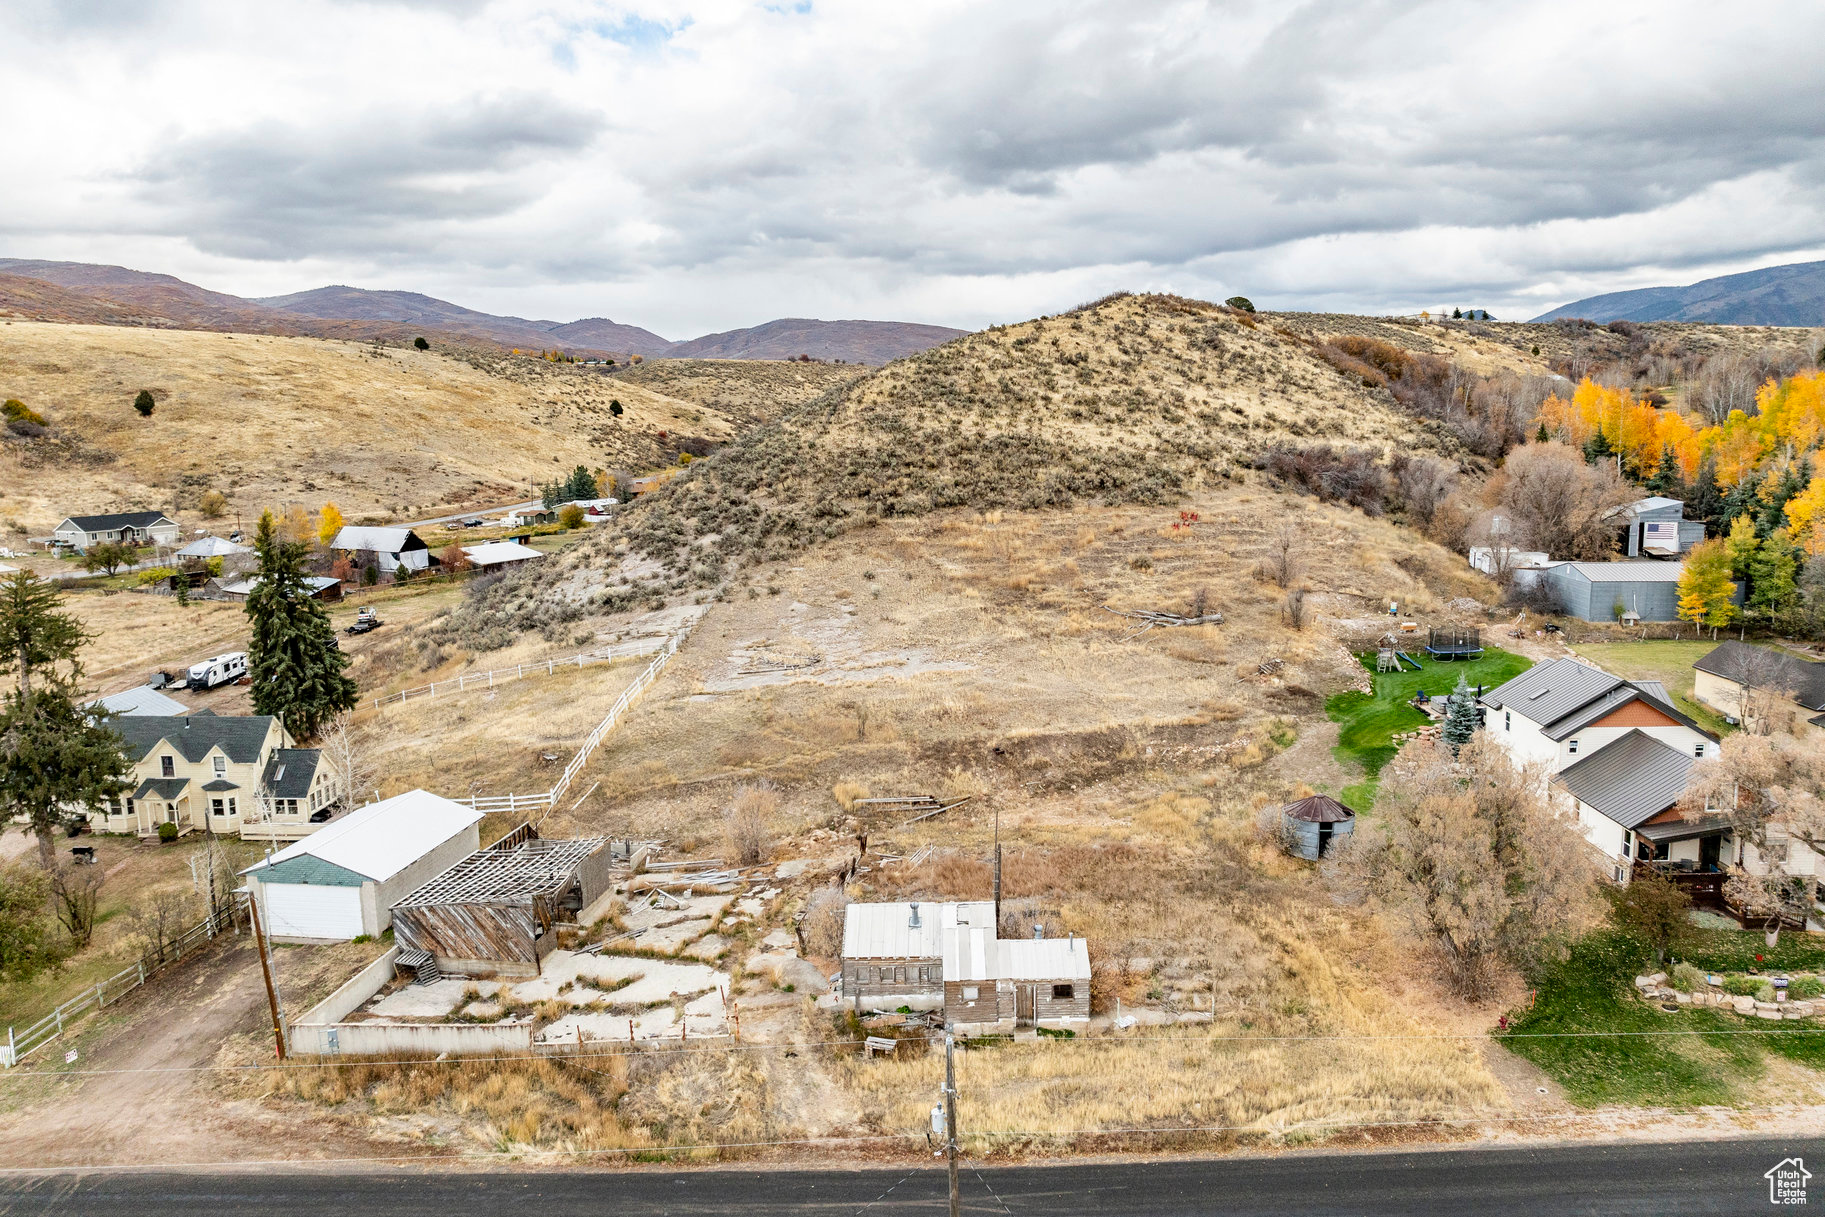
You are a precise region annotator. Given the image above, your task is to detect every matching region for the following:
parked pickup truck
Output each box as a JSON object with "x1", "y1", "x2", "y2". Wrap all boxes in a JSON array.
[{"x1": 345, "y1": 606, "x2": 383, "y2": 635}]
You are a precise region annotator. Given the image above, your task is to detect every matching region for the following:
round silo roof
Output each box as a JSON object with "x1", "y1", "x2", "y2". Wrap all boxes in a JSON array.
[{"x1": 1282, "y1": 795, "x2": 1355, "y2": 823}]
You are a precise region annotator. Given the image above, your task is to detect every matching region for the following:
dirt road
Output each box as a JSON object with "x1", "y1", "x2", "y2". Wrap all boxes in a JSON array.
[{"x1": 0, "y1": 940, "x2": 286, "y2": 1169}]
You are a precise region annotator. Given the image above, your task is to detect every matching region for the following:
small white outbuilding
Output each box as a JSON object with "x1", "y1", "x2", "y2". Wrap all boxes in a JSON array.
[{"x1": 241, "y1": 789, "x2": 482, "y2": 942}]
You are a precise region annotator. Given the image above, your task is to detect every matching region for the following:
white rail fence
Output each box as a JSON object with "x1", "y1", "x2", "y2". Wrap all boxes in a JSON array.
[
  {"x1": 454, "y1": 626, "x2": 689, "y2": 815},
  {"x1": 4, "y1": 893, "x2": 248, "y2": 1068},
  {"x1": 370, "y1": 649, "x2": 631, "y2": 709}
]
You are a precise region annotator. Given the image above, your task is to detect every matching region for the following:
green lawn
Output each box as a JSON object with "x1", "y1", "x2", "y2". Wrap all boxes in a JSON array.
[
  {"x1": 1567, "y1": 640, "x2": 1737, "y2": 738},
  {"x1": 1323, "y1": 645, "x2": 1533, "y2": 810},
  {"x1": 1501, "y1": 929, "x2": 1825, "y2": 1107}
]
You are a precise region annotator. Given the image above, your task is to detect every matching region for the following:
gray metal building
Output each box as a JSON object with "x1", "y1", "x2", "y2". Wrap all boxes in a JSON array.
[
  {"x1": 1544, "y1": 561, "x2": 1687, "y2": 622},
  {"x1": 1609, "y1": 496, "x2": 1706, "y2": 558}
]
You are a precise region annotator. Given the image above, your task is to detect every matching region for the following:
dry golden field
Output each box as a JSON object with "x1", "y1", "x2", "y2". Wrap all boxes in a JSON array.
[{"x1": 613, "y1": 357, "x2": 863, "y2": 423}]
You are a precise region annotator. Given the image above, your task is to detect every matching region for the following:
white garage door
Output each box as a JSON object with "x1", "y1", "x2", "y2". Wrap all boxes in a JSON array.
[{"x1": 265, "y1": 884, "x2": 364, "y2": 940}]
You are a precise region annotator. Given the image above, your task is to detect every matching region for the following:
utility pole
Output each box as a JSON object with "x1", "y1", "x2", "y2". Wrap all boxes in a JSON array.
[
  {"x1": 992, "y1": 799, "x2": 1002, "y2": 932},
  {"x1": 944, "y1": 1032, "x2": 960, "y2": 1217},
  {"x1": 248, "y1": 892, "x2": 287, "y2": 1060}
]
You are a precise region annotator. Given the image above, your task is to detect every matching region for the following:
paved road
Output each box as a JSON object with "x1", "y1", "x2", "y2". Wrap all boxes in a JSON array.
[
  {"x1": 0, "y1": 1136, "x2": 1817, "y2": 1214},
  {"x1": 405, "y1": 499, "x2": 541, "y2": 528}
]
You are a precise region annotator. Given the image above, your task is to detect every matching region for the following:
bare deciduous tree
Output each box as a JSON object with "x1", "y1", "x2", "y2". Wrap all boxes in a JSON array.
[
  {"x1": 319, "y1": 715, "x2": 374, "y2": 809},
  {"x1": 1326, "y1": 737, "x2": 1596, "y2": 997},
  {"x1": 48, "y1": 864, "x2": 104, "y2": 948},
  {"x1": 1683, "y1": 733, "x2": 1825, "y2": 942},
  {"x1": 1490, "y1": 442, "x2": 1634, "y2": 561},
  {"x1": 1263, "y1": 519, "x2": 1302, "y2": 588}
]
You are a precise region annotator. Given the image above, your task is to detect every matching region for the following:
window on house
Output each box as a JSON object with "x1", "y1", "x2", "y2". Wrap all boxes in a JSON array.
[
  {"x1": 1051, "y1": 983, "x2": 1075, "y2": 1000},
  {"x1": 285, "y1": 798, "x2": 299, "y2": 815},
  {"x1": 894, "y1": 966, "x2": 906, "y2": 984},
  {"x1": 227, "y1": 797, "x2": 237, "y2": 816},
  {"x1": 1504, "y1": 710, "x2": 1511, "y2": 731},
  {"x1": 961, "y1": 986, "x2": 979, "y2": 1001},
  {"x1": 1694, "y1": 742, "x2": 1705, "y2": 758},
  {"x1": 125, "y1": 798, "x2": 135, "y2": 817},
  {"x1": 211, "y1": 799, "x2": 225, "y2": 817},
  {"x1": 160, "y1": 755, "x2": 175, "y2": 777},
  {"x1": 213, "y1": 756, "x2": 226, "y2": 776},
  {"x1": 1567, "y1": 739, "x2": 1579, "y2": 755}
]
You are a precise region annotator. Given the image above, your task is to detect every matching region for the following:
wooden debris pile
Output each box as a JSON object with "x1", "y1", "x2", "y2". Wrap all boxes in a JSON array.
[{"x1": 1101, "y1": 604, "x2": 1225, "y2": 638}]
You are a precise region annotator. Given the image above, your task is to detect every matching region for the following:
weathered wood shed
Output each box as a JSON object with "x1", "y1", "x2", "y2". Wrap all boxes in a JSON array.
[
  {"x1": 1280, "y1": 794, "x2": 1356, "y2": 860},
  {"x1": 391, "y1": 824, "x2": 614, "y2": 977}
]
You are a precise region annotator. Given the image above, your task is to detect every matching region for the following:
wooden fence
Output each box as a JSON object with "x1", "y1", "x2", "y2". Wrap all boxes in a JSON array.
[
  {"x1": 3, "y1": 892, "x2": 247, "y2": 1068},
  {"x1": 453, "y1": 626, "x2": 690, "y2": 814}
]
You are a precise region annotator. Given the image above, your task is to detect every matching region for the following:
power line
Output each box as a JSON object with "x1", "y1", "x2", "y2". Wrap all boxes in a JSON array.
[
  {"x1": 0, "y1": 1106, "x2": 1804, "y2": 1178},
  {"x1": 7, "y1": 1024, "x2": 1825, "y2": 1080}
]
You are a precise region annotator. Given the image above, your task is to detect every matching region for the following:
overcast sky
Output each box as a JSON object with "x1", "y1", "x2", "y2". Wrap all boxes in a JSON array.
[{"x1": 4, "y1": 0, "x2": 1823, "y2": 337}]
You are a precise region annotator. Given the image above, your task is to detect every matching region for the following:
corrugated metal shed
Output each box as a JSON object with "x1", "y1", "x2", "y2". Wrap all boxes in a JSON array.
[
  {"x1": 842, "y1": 901, "x2": 995, "y2": 960},
  {"x1": 1282, "y1": 795, "x2": 1355, "y2": 823},
  {"x1": 1553, "y1": 729, "x2": 1695, "y2": 830}
]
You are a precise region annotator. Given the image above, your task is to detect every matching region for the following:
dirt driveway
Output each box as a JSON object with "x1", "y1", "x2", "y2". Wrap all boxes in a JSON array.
[{"x1": 0, "y1": 940, "x2": 352, "y2": 1170}]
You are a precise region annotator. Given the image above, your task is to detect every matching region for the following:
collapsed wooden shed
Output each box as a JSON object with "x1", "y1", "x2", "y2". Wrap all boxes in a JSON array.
[
  {"x1": 391, "y1": 824, "x2": 614, "y2": 977},
  {"x1": 1280, "y1": 795, "x2": 1356, "y2": 861}
]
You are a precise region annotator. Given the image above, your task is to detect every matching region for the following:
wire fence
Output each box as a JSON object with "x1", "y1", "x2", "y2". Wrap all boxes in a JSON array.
[
  {"x1": 453, "y1": 626, "x2": 690, "y2": 814},
  {"x1": 3, "y1": 892, "x2": 248, "y2": 1068}
]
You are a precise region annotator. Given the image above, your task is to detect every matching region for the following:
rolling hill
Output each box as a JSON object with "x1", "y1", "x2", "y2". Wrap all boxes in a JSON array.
[
  {"x1": 0, "y1": 259, "x2": 964, "y2": 364},
  {"x1": 1533, "y1": 259, "x2": 1825, "y2": 325}
]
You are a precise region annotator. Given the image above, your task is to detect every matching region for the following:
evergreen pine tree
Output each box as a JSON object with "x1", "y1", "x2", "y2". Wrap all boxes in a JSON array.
[
  {"x1": 1581, "y1": 430, "x2": 1614, "y2": 463},
  {"x1": 1722, "y1": 470, "x2": 1764, "y2": 532},
  {"x1": 1441, "y1": 672, "x2": 1480, "y2": 755},
  {"x1": 1757, "y1": 458, "x2": 1811, "y2": 539},
  {"x1": 1749, "y1": 532, "x2": 1801, "y2": 622},
  {"x1": 1535, "y1": 422, "x2": 1551, "y2": 444},
  {"x1": 1645, "y1": 446, "x2": 1684, "y2": 497},
  {"x1": 0, "y1": 571, "x2": 131, "y2": 867},
  {"x1": 245, "y1": 511, "x2": 358, "y2": 742}
]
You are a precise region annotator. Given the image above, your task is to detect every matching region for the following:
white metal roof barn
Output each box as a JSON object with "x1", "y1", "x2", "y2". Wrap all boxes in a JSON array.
[{"x1": 240, "y1": 789, "x2": 483, "y2": 942}]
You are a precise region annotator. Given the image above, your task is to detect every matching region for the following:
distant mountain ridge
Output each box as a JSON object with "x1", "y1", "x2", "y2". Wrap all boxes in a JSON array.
[
  {"x1": 0, "y1": 259, "x2": 964, "y2": 364},
  {"x1": 1534, "y1": 260, "x2": 1825, "y2": 325}
]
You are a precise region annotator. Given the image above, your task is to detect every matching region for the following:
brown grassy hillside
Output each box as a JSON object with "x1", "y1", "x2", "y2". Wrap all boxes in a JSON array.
[
  {"x1": 0, "y1": 322, "x2": 734, "y2": 532},
  {"x1": 550, "y1": 292, "x2": 1462, "y2": 604},
  {"x1": 613, "y1": 358, "x2": 863, "y2": 423}
]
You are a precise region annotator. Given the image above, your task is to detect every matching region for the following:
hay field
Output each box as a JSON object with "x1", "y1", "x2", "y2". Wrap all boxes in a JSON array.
[{"x1": 0, "y1": 321, "x2": 734, "y2": 535}]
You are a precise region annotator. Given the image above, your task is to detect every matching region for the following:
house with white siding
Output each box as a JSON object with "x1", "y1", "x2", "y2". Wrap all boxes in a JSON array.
[
  {"x1": 329, "y1": 525, "x2": 433, "y2": 575},
  {"x1": 1480, "y1": 657, "x2": 1719, "y2": 882}
]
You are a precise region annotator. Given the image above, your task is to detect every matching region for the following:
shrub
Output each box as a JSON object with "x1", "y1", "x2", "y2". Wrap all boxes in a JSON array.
[
  {"x1": 558, "y1": 504, "x2": 586, "y2": 529},
  {"x1": 1258, "y1": 443, "x2": 1388, "y2": 515},
  {"x1": 413, "y1": 336, "x2": 429, "y2": 351},
  {"x1": 801, "y1": 887, "x2": 849, "y2": 957},
  {"x1": 133, "y1": 390, "x2": 156, "y2": 417},
  {"x1": 1669, "y1": 962, "x2": 1706, "y2": 992},
  {"x1": 723, "y1": 782, "x2": 777, "y2": 867},
  {"x1": 1224, "y1": 296, "x2": 1256, "y2": 313},
  {"x1": 1789, "y1": 975, "x2": 1824, "y2": 1000},
  {"x1": 1755, "y1": 980, "x2": 1777, "y2": 1003},
  {"x1": 2, "y1": 398, "x2": 46, "y2": 426},
  {"x1": 156, "y1": 822, "x2": 179, "y2": 843},
  {"x1": 1721, "y1": 973, "x2": 1760, "y2": 996},
  {"x1": 135, "y1": 566, "x2": 177, "y2": 586},
  {"x1": 199, "y1": 490, "x2": 228, "y2": 518}
]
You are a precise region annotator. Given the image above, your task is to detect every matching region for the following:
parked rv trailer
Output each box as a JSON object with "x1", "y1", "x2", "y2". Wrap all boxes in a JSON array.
[{"x1": 187, "y1": 651, "x2": 248, "y2": 689}]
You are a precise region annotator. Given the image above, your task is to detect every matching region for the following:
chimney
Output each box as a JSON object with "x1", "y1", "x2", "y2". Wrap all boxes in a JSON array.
[{"x1": 1032, "y1": 923, "x2": 1044, "y2": 940}]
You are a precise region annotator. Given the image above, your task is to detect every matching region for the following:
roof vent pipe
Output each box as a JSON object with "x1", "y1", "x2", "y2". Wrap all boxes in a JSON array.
[
  {"x1": 1033, "y1": 923, "x2": 1044, "y2": 940},
  {"x1": 908, "y1": 903, "x2": 921, "y2": 929}
]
